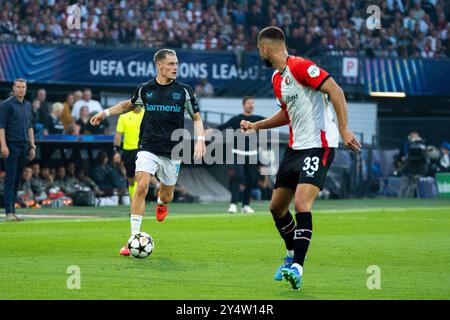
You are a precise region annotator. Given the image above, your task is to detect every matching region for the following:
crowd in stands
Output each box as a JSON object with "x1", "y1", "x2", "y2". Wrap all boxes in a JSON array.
[
  {"x1": 0, "y1": 150, "x2": 200, "y2": 208},
  {"x1": 0, "y1": 0, "x2": 449, "y2": 58},
  {"x1": 30, "y1": 87, "x2": 110, "y2": 138}
]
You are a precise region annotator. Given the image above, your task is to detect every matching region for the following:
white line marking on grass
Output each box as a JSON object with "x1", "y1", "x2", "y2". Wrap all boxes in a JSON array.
[
  {"x1": 1, "y1": 206, "x2": 447, "y2": 225},
  {"x1": 15, "y1": 214, "x2": 102, "y2": 219}
]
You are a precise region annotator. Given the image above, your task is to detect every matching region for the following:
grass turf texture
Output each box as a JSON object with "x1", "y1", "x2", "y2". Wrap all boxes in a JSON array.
[{"x1": 0, "y1": 199, "x2": 449, "y2": 300}]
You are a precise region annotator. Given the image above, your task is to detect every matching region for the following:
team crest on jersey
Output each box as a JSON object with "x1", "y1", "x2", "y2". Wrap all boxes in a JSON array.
[
  {"x1": 307, "y1": 65, "x2": 320, "y2": 78},
  {"x1": 172, "y1": 92, "x2": 181, "y2": 100},
  {"x1": 285, "y1": 76, "x2": 291, "y2": 86}
]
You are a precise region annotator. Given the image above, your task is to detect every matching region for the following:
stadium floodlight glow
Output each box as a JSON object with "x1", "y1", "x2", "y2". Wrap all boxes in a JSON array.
[{"x1": 369, "y1": 91, "x2": 406, "y2": 98}]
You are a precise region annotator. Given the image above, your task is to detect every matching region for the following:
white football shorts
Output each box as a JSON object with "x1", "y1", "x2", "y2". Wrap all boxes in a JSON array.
[{"x1": 135, "y1": 151, "x2": 181, "y2": 186}]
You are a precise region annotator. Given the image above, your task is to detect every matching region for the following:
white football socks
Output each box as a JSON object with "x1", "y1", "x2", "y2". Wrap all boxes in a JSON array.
[
  {"x1": 292, "y1": 263, "x2": 303, "y2": 276},
  {"x1": 130, "y1": 214, "x2": 143, "y2": 236}
]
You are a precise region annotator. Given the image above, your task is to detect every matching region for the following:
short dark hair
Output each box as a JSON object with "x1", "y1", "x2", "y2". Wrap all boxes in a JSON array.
[
  {"x1": 242, "y1": 96, "x2": 253, "y2": 105},
  {"x1": 153, "y1": 49, "x2": 176, "y2": 64},
  {"x1": 14, "y1": 78, "x2": 27, "y2": 85},
  {"x1": 257, "y1": 26, "x2": 285, "y2": 43}
]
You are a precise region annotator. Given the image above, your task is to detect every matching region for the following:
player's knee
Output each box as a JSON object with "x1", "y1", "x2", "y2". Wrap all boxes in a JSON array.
[
  {"x1": 159, "y1": 191, "x2": 173, "y2": 203},
  {"x1": 294, "y1": 198, "x2": 312, "y2": 213},
  {"x1": 269, "y1": 203, "x2": 286, "y2": 218},
  {"x1": 135, "y1": 183, "x2": 149, "y2": 197}
]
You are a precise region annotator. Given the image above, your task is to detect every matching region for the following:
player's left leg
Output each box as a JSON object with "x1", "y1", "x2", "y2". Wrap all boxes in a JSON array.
[
  {"x1": 280, "y1": 184, "x2": 319, "y2": 289},
  {"x1": 154, "y1": 158, "x2": 181, "y2": 222},
  {"x1": 155, "y1": 183, "x2": 175, "y2": 222}
]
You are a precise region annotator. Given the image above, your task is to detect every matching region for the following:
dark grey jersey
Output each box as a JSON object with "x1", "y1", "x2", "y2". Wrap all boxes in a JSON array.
[{"x1": 131, "y1": 79, "x2": 200, "y2": 158}]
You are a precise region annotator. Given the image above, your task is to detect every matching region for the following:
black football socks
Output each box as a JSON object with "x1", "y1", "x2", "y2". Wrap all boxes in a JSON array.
[
  {"x1": 293, "y1": 212, "x2": 313, "y2": 266},
  {"x1": 273, "y1": 210, "x2": 296, "y2": 252}
]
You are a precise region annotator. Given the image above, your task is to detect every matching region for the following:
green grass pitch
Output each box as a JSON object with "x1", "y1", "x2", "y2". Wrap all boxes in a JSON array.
[{"x1": 0, "y1": 199, "x2": 449, "y2": 300}]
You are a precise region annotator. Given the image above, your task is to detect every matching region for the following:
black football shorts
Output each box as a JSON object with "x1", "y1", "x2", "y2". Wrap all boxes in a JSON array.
[{"x1": 274, "y1": 147, "x2": 335, "y2": 191}]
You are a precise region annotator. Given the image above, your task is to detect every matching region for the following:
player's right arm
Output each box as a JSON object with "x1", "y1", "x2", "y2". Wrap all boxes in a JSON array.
[
  {"x1": 91, "y1": 85, "x2": 144, "y2": 126},
  {"x1": 90, "y1": 100, "x2": 135, "y2": 126},
  {"x1": 240, "y1": 108, "x2": 289, "y2": 133}
]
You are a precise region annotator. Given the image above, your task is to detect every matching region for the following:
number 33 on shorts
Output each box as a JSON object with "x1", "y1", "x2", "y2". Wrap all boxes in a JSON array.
[{"x1": 302, "y1": 156, "x2": 319, "y2": 178}]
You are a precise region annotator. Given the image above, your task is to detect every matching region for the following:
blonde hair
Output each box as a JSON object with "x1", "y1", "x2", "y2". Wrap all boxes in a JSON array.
[{"x1": 52, "y1": 102, "x2": 64, "y2": 113}]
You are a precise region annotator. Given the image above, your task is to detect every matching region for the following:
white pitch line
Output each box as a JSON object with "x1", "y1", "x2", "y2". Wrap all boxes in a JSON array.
[{"x1": 14, "y1": 214, "x2": 102, "y2": 219}]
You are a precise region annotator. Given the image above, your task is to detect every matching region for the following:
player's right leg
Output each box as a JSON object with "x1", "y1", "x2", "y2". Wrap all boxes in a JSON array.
[
  {"x1": 269, "y1": 187, "x2": 295, "y2": 281},
  {"x1": 120, "y1": 171, "x2": 153, "y2": 256}
]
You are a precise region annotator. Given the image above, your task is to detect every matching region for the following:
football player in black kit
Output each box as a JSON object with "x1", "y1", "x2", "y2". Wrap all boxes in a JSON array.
[
  {"x1": 90, "y1": 49, "x2": 206, "y2": 256},
  {"x1": 211, "y1": 96, "x2": 265, "y2": 214}
]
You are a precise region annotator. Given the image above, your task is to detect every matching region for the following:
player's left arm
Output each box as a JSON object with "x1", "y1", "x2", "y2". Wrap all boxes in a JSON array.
[
  {"x1": 185, "y1": 86, "x2": 205, "y2": 160},
  {"x1": 192, "y1": 112, "x2": 206, "y2": 160},
  {"x1": 320, "y1": 77, "x2": 361, "y2": 152}
]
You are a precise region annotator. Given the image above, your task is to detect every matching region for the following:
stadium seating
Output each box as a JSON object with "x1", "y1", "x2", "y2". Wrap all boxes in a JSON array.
[{"x1": 0, "y1": 0, "x2": 448, "y2": 58}]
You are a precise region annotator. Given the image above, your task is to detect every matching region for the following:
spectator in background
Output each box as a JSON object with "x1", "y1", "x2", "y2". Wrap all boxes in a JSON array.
[
  {"x1": 73, "y1": 90, "x2": 83, "y2": 103},
  {"x1": 30, "y1": 161, "x2": 48, "y2": 201},
  {"x1": 60, "y1": 93, "x2": 76, "y2": 133},
  {"x1": 76, "y1": 106, "x2": 92, "y2": 134},
  {"x1": 439, "y1": 142, "x2": 450, "y2": 172},
  {"x1": 77, "y1": 167, "x2": 104, "y2": 196},
  {"x1": 36, "y1": 88, "x2": 51, "y2": 124},
  {"x1": 90, "y1": 151, "x2": 127, "y2": 196},
  {"x1": 195, "y1": 78, "x2": 215, "y2": 97},
  {"x1": 66, "y1": 162, "x2": 82, "y2": 187},
  {"x1": 71, "y1": 88, "x2": 103, "y2": 120},
  {"x1": 44, "y1": 102, "x2": 65, "y2": 135},
  {"x1": 88, "y1": 111, "x2": 110, "y2": 135},
  {"x1": 52, "y1": 165, "x2": 77, "y2": 197},
  {"x1": 17, "y1": 166, "x2": 40, "y2": 208},
  {"x1": 39, "y1": 164, "x2": 54, "y2": 186},
  {"x1": 31, "y1": 98, "x2": 44, "y2": 139}
]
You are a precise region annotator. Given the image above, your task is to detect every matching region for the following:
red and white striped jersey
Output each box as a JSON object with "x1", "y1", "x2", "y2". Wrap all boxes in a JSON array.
[{"x1": 272, "y1": 55, "x2": 339, "y2": 150}]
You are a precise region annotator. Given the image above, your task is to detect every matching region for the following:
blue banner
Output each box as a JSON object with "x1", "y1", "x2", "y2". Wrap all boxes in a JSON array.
[
  {"x1": 2, "y1": 43, "x2": 449, "y2": 96},
  {"x1": 364, "y1": 58, "x2": 450, "y2": 96},
  {"x1": 0, "y1": 43, "x2": 273, "y2": 94}
]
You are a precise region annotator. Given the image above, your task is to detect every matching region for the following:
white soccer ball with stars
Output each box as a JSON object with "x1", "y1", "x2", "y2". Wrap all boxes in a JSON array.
[{"x1": 127, "y1": 232, "x2": 154, "y2": 258}]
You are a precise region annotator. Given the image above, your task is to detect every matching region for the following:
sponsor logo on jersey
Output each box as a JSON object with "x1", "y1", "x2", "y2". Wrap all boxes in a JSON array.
[
  {"x1": 307, "y1": 65, "x2": 320, "y2": 78},
  {"x1": 145, "y1": 91, "x2": 153, "y2": 98},
  {"x1": 285, "y1": 93, "x2": 298, "y2": 104},
  {"x1": 285, "y1": 76, "x2": 291, "y2": 85},
  {"x1": 144, "y1": 103, "x2": 182, "y2": 113}
]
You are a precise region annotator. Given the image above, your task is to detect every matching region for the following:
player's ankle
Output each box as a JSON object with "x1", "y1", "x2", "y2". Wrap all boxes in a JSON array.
[{"x1": 157, "y1": 197, "x2": 167, "y2": 206}]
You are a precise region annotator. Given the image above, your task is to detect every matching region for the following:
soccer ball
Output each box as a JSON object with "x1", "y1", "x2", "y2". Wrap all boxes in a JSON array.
[{"x1": 127, "y1": 232, "x2": 154, "y2": 258}]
